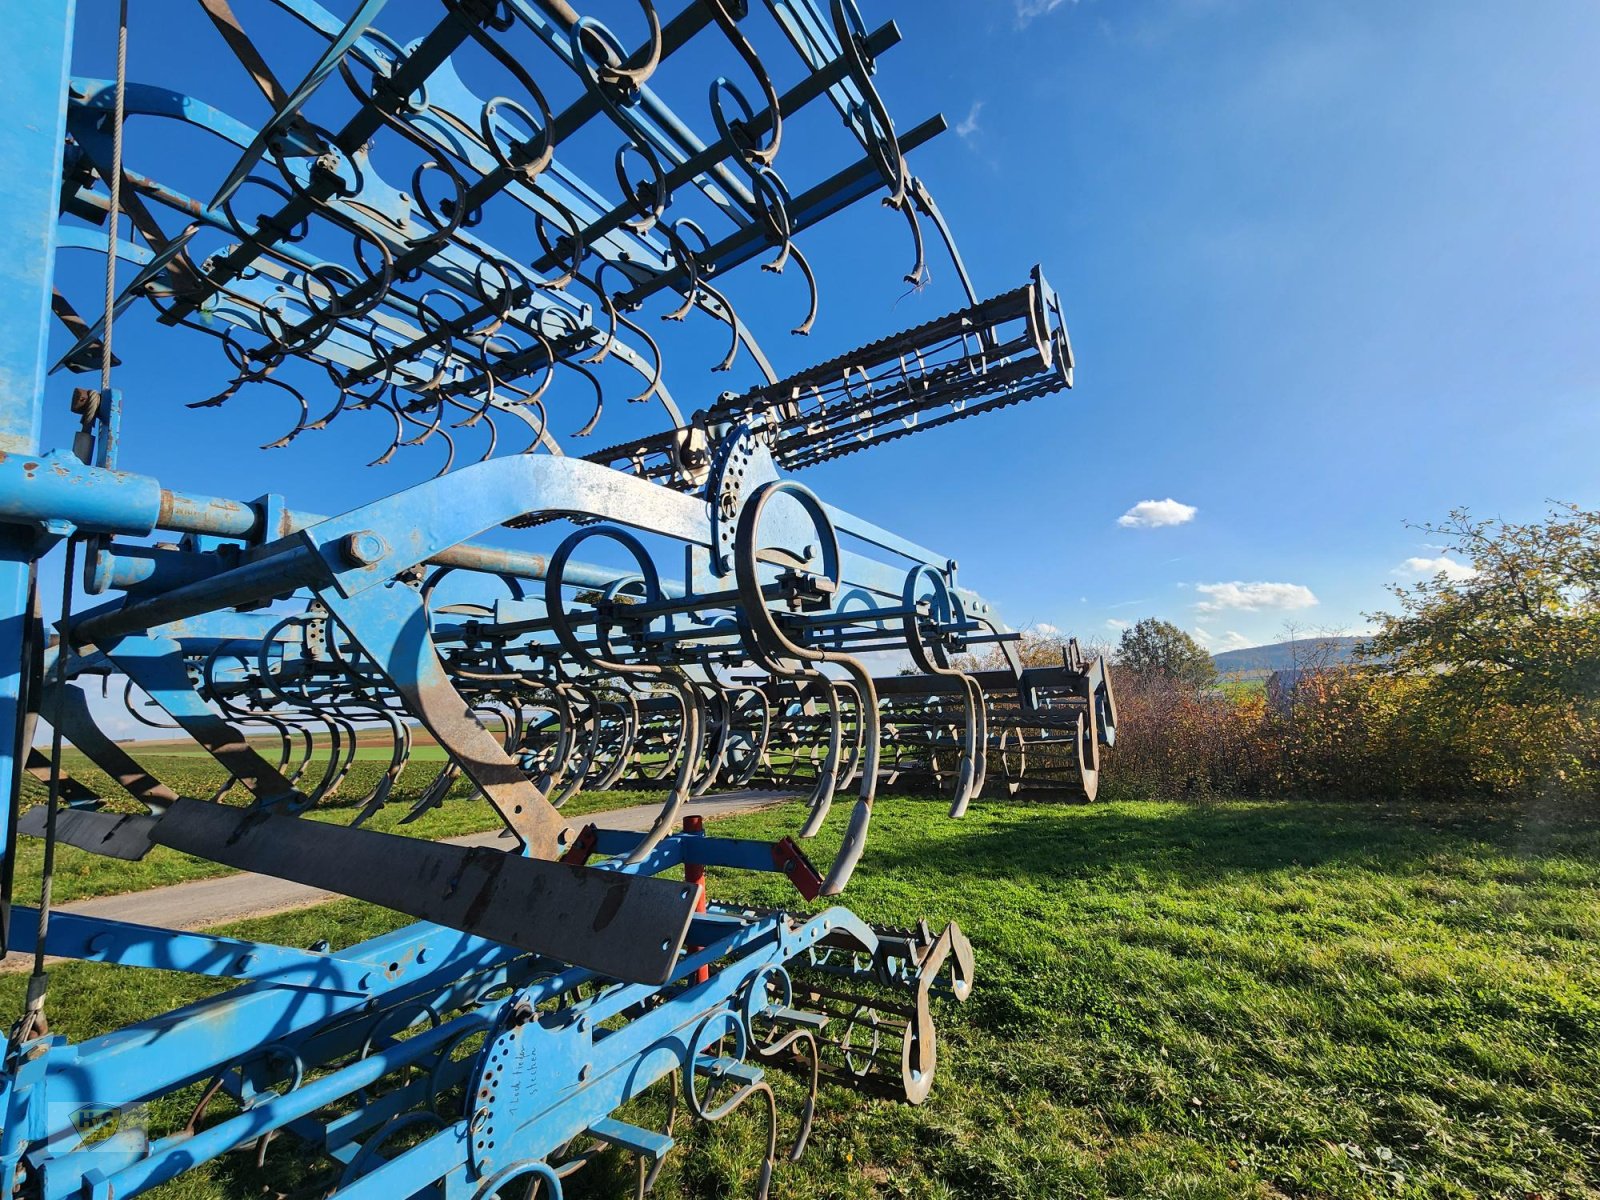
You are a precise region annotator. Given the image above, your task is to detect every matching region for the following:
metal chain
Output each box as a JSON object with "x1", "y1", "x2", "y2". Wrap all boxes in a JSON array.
[{"x1": 19, "y1": 538, "x2": 80, "y2": 1041}]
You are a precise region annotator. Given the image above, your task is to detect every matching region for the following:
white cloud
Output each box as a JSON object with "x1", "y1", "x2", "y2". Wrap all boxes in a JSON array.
[
  {"x1": 1015, "y1": 0, "x2": 1073, "y2": 27},
  {"x1": 1104, "y1": 618, "x2": 1129, "y2": 631},
  {"x1": 1117, "y1": 498, "x2": 1198, "y2": 529},
  {"x1": 1194, "y1": 581, "x2": 1319, "y2": 613},
  {"x1": 1194, "y1": 629, "x2": 1254, "y2": 652},
  {"x1": 1030, "y1": 621, "x2": 1061, "y2": 636},
  {"x1": 1396, "y1": 555, "x2": 1477, "y2": 582},
  {"x1": 955, "y1": 100, "x2": 984, "y2": 143}
]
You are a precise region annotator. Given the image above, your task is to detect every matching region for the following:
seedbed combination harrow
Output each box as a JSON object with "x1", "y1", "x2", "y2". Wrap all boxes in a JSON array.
[{"x1": 0, "y1": 2, "x2": 1114, "y2": 1196}]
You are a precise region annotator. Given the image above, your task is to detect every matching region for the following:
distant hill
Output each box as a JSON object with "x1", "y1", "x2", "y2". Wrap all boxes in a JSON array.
[{"x1": 1211, "y1": 635, "x2": 1367, "y2": 678}]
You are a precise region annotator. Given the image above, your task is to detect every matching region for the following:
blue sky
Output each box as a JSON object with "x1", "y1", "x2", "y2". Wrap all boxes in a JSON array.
[
  {"x1": 826, "y1": 0, "x2": 1600, "y2": 652},
  {"x1": 53, "y1": 0, "x2": 1600, "y2": 660}
]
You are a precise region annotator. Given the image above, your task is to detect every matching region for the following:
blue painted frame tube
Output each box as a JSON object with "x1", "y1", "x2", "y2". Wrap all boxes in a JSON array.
[
  {"x1": 0, "y1": 0, "x2": 75, "y2": 455},
  {"x1": 6, "y1": 906, "x2": 376, "y2": 992},
  {"x1": 0, "y1": 0, "x2": 77, "y2": 950},
  {"x1": 26, "y1": 908, "x2": 820, "y2": 1198},
  {"x1": 86, "y1": 1008, "x2": 491, "y2": 1199},
  {"x1": 0, "y1": 452, "x2": 651, "y2": 596}
]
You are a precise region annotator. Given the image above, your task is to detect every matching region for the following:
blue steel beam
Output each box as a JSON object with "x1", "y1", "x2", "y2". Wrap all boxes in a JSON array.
[
  {"x1": 6, "y1": 906, "x2": 374, "y2": 993},
  {"x1": 0, "y1": 0, "x2": 77, "y2": 951}
]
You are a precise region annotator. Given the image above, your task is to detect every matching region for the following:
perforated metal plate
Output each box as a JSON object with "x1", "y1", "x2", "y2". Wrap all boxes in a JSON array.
[{"x1": 151, "y1": 798, "x2": 698, "y2": 983}]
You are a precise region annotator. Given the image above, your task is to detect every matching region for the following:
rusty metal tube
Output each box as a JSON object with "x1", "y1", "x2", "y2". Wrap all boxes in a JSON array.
[
  {"x1": 156, "y1": 489, "x2": 259, "y2": 538},
  {"x1": 73, "y1": 546, "x2": 325, "y2": 646}
]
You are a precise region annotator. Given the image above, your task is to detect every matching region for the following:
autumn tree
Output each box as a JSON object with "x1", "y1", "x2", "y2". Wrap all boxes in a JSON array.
[
  {"x1": 1116, "y1": 618, "x2": 1217, "y2": 690},
  {"x1": 1365, "y1": 502, "x2": 1600, "y2": 796}
]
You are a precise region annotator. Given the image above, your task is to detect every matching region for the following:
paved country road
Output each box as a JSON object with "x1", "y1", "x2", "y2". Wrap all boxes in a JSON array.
[{"x1": 1, "y1": 790, "x2": 795, "y2": 972}]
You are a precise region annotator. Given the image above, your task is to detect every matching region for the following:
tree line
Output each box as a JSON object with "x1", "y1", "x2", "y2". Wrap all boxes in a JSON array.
[{"x1": 1095, "y1": 502, "x2": 1599, "y2": 802}]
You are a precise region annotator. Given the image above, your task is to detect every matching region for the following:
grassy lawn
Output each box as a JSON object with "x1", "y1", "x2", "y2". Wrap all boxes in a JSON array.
[
  {"x1": 2, "y1": 794, "x2": 1596, "y2": 1197},
  {"x1": 13, "y1": 754, "x2": 666, "y2": 903}
]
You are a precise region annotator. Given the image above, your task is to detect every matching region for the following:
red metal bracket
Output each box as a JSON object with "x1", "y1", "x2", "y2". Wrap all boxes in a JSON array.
[
  {"x1": 770, "y1": 836, "x2": 824, "y2": 901},
  {"x1": 683, "y1": 814, "x2": 710, "y2": 983},
  {"x1": 560, "y1": 823, "x2": 599, "y2": 866}
]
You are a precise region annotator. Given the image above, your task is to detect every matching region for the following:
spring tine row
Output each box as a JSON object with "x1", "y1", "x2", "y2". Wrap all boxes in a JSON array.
[
  {"x1": 74, "y1": 476, "x2": 1114, "y2": 836},
  {"x1": 51, "y1": 0, "x2": 956, "y2": 477}
]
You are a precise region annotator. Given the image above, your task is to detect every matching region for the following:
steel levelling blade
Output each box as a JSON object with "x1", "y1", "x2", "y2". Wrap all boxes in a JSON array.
[
  {"x1": 17, "y1": 807, "x2": 159, "y2": 861},
  {"x1": 150, "y1": 798, "x2": 697, "y2": 984}
]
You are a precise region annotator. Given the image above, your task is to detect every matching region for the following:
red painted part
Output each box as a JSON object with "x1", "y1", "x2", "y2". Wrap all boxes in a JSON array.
[
  {"x1": 559, "y1": 824, "x2": 599, "y2": 866},
  {"x1": 770, "y1": 836, "x2": 824, "y2": 901},
  {"x1": 683, "y1": 815, "x2": 709, "y2": 983}
]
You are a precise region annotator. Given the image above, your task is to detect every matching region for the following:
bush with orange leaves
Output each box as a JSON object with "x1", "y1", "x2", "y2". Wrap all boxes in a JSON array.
[
  {"x1": 1095, "y1": 671, "x2": 1266, "y2": 799},
  {"x1": 1099, "y1": 503, "x2": 1600, "y2": 803},
  {"x1": 1098, "y1": 663, "x2": 1598, "y2": 803}
]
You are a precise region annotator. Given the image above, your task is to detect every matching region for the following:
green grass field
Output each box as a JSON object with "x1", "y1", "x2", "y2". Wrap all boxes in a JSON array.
[{"x1": 4, "y1": 791, "x2": 1597, "y2": 1198}]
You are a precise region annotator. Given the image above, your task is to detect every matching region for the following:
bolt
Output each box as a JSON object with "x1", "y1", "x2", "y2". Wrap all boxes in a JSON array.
[{"x1": 340, "y1": 530, "x2": 388, "y2": 567}]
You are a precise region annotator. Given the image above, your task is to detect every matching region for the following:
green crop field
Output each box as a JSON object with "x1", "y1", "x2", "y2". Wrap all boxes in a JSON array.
[{"x1": 5, "y1": 787, "x2": 1597, "y2": 1199}]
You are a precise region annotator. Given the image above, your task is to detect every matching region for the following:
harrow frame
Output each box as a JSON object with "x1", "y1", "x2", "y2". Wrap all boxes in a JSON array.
[{"x1": 0, "y1": 3, "x2": 1109, "y2": 1196}]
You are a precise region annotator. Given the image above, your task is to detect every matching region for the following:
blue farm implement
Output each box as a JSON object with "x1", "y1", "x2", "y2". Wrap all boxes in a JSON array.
[{"x1": 0, "y1": 2, "x2": 1114, "y2": 1197}]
